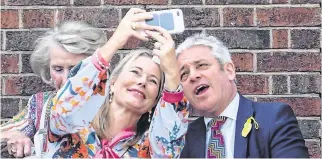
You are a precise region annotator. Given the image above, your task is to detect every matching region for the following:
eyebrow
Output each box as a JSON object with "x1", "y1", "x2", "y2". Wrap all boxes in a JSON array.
[
  {"x1": 179, "y1": 60, "x2": 205, "y2": 72},
  {"x1": 132, "y1": 66, "x2": 159, "y2": 80}
]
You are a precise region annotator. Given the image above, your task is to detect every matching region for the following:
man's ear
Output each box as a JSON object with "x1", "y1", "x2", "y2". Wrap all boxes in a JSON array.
[{"x1": 224, "y1": 62, "x2": 236, "y2": 81}]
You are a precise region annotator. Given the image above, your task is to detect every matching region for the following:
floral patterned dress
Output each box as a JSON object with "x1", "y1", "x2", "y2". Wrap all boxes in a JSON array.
[{"x1": 46, "y1": 52, "x2": 189, "y2": 158}]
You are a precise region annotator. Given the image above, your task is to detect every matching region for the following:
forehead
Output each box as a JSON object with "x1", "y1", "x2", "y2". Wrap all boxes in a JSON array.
[
  {"x1": 128, "y1": 56, "x2": 161, "y2": 79},
  {"x1": 49, "y1": 47, "x2": 88, "y2": 65},
  {"x1": 177, "y1": 45, "x2": 215, "y2": 66}
]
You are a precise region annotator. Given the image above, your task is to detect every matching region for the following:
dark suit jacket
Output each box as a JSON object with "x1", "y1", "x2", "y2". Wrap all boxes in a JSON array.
[{"x1": 180, "y1": 95, "x2": 309, "y2": 158}]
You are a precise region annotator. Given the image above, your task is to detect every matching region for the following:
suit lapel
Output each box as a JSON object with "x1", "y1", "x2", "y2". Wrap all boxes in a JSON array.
[
  {"x1": 234, "y1": 95, "x2": 254, "y2": 158},
  {"x1": 189, "y1": 117, "x2": 206, "y2": 157}
]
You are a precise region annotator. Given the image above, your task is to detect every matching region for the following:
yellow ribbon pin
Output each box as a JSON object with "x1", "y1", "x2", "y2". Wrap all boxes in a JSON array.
[{"x1": 242, "y1": 116, "x2": 259, "y2": 137}]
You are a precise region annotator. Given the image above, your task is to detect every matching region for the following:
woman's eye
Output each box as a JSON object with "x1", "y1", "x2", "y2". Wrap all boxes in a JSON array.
[
  {"x1": 130, "y1": 70, "x2": 140, "y2": 75},
  {"x1": 150, "y1": 79, "x2": 157, "y2": 85},
  {"x1": 53, "y1": 66, "x2": 63, "y2": 72}
]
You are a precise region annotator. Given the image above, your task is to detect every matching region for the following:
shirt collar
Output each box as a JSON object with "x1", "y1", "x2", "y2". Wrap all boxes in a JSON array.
[{"x1": 204, "y1": 93, "x2": 240, "y2": 128}]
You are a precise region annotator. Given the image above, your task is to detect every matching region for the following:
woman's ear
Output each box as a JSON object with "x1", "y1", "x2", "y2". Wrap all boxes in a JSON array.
[{"x1": 110, "y1": 78, "x2": 116, "y2": 92}]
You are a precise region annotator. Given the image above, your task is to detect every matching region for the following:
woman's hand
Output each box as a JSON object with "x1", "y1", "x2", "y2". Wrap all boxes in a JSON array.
[
  {"x1": 100, "y1": 8, "x2": 154, "y2": 62},
  {"x1": 146, "y1": 27, "x2": 180, "y2": 91},
  {"x1": 2, "y1": 131, "x2": 33, "y2": 158}
]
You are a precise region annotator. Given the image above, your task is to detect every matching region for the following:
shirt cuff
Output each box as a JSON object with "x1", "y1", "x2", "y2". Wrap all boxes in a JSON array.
[{"x1": 162, "y1": 90, "x2": 184, "y2": 103}]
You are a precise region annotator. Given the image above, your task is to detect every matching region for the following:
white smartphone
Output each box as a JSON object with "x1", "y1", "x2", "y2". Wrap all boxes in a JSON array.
[{"x1": 145, "y1": 9, "x2": 185, "y2": 34}]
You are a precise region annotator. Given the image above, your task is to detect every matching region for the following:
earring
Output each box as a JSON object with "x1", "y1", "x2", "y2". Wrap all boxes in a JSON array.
[
  {"x1": 109, "y1": 90, "x2": 113, "y2": 103},
  {"x1": 148, "y1": 110, "x2": 152, "y2": 123}
]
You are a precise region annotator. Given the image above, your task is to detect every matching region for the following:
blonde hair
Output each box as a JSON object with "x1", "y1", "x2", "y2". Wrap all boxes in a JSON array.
[
  {"x1": 30, "y1": 21, "x2": 107, "y2": 84},
  {"x1": 92, "y1": 50, "x2": 165, "y2": 146}
]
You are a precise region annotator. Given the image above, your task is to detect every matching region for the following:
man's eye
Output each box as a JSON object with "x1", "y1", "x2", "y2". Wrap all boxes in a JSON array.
[
  {"x1": 197, "y1": 63, "x2": 207, "y2": 68},
  {"x1": 180, "y1": 72, "x2": 188, "y2": 81}
]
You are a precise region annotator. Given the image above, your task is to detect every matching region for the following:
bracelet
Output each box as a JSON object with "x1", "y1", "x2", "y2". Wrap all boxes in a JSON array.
[
  {"x1": 164, "y1": 84, "x2": 183, "y2": 93},
  {"x1": 96, "y1": 50, "x2": 110, "y2": 70}
]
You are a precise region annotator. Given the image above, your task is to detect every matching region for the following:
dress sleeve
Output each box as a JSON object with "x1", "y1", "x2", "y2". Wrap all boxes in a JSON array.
[
  {"x1": 0, "y1": 95, "x2": 37, "y2": 138},
  {"x1": 49, "y1": 54, "x2": 110, "y2": 136},
  {"x1": 148, "y1": 91, "x2": 189, "y2": 158}
]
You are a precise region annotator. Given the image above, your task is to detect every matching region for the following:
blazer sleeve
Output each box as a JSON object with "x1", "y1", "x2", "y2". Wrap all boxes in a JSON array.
[
  {"x1": 269, "y1": 104, "x2": 309, "y2": 158},
  {"x1": 179, "y1": 132, "x2": 189, "y2": 158}
]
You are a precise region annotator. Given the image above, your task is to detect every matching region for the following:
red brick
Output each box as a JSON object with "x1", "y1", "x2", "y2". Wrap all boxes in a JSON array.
[
  {"x1": 58, "y1": 8, "x2": 119, "y2": 28},
  {"x1": 2, "y1": 76, "x2": 23, "y2": 95},
  {"x1": 257, "y1": 8, "x2": 321, "y2": 27},
  {"x1": 231, "y1": 53, "x2": 253, "y2": 72},
  {"x1": 1, "y1": 10, "x2": 19, "y2": 29},
  {"x1": 104, "y1": 0, "x2": 136, "y2": 4},
  {"x1": 305, "y1": 140, "x2": 321, "y2": 158},
  {"x1": 272, "y1": 29, "x2": 288, "y2": 48},
  {"x1": 291, "y1": 29, "x2": 320, "y2": 49},
  {"x1": 257, "y1": 52, "x2": 321, "y2": 72},
  {"x1": 290, "y1": 75, "x2": 321, "y2": 94},
  {"x1": 272, "y1": 0, "x2": 288, "y2": 3},
  {"x1": 223, "y1": 8, "x2": 254, "y2": 27},
  {"x1": 23, "y1": 9, "x2": 55, "y2": 28},
  {"x1": 124, "y1": 36, "x2": 142, "y2": 49},
  {"x1": 7, "y1": 0, "x2": 70, "y2": 6},
  {"x1": 1, "y1": 54, "x2": 19, "y2": 73},
  {"x1": 236, "y1": 75, "x2": 269, "y2": 94},
  {"x1": 257, "y1": 97, "x2": 321, "y2": 117}
]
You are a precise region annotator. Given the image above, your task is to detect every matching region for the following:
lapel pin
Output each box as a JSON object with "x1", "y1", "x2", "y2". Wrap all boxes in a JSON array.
[{"x1": 242, "y1": 116, "x2": 259, "y2": 137}]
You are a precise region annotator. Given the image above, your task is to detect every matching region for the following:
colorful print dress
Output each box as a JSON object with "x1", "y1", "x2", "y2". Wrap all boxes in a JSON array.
[{"x1": 46, "y1": 53, "x2": 189, "y2": 158}]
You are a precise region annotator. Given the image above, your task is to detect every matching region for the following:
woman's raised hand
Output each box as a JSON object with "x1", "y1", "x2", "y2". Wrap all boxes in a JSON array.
[
  {"x1": 100, "y1": 8, "x2": 155, "y2": 62},
  {"x1": 111, "y1": 8, "x2": 155, "y2": 49},
  {"x1": 145, "y1": 27, "x2": 179, "y2": 91}
]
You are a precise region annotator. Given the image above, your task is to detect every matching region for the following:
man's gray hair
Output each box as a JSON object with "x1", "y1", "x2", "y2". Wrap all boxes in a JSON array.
[
  {"x1": 30, "y1": 21, "x2": 107, "y2": 84},
  {"x1": 176, "y1": 34, "x2": 232, "y2": 65}
]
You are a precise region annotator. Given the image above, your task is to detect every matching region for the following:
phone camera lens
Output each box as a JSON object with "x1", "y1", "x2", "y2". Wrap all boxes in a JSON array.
[{"x1": 177, "y1": 11, "x2": 180, "y2": 16}]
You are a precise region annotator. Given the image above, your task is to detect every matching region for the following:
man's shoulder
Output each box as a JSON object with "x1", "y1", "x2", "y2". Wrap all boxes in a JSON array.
[
  {"x1": 241, "y1": 95, "x2": 290, "y2": 114},
  {"x1": 241, "y1": 95, "x2": 296, "y2": 125}
]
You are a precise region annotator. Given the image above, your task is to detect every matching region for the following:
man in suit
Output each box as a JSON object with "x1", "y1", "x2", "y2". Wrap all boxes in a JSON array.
[{"x1": 175, "y1": 34, "x2": 309, "y2": 158}]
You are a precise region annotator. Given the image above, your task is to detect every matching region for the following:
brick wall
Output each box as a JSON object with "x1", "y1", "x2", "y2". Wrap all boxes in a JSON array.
[{"x1": 0, "y1": 0, "x2": 321, "y2": 157}]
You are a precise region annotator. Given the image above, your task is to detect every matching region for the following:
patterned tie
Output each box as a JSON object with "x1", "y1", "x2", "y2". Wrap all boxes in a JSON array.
[{"x1": 207, "y1": 116, "x2": 227, "y2": 158}]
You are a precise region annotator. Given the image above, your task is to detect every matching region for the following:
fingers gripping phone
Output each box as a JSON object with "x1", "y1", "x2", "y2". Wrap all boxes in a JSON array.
[{"x1": 145, "y1": 9, "x2": 185, "y2": 34}]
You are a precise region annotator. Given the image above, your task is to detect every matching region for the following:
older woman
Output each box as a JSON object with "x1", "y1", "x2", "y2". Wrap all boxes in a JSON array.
[
  {"x1": 0, "y1": 21, "x2": 106, "y2": 158},
  {"x1": 46, "y1": 8, "x2": 189, "y2": 158}
]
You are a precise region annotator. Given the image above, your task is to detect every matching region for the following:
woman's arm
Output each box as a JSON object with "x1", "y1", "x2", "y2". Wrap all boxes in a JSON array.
[
  {"x1": 49, "y1": 8, "x2": 155, "y2": 136},
  {"x1": 145, "y1": 27, "x2": 189, "y2": 158}
]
